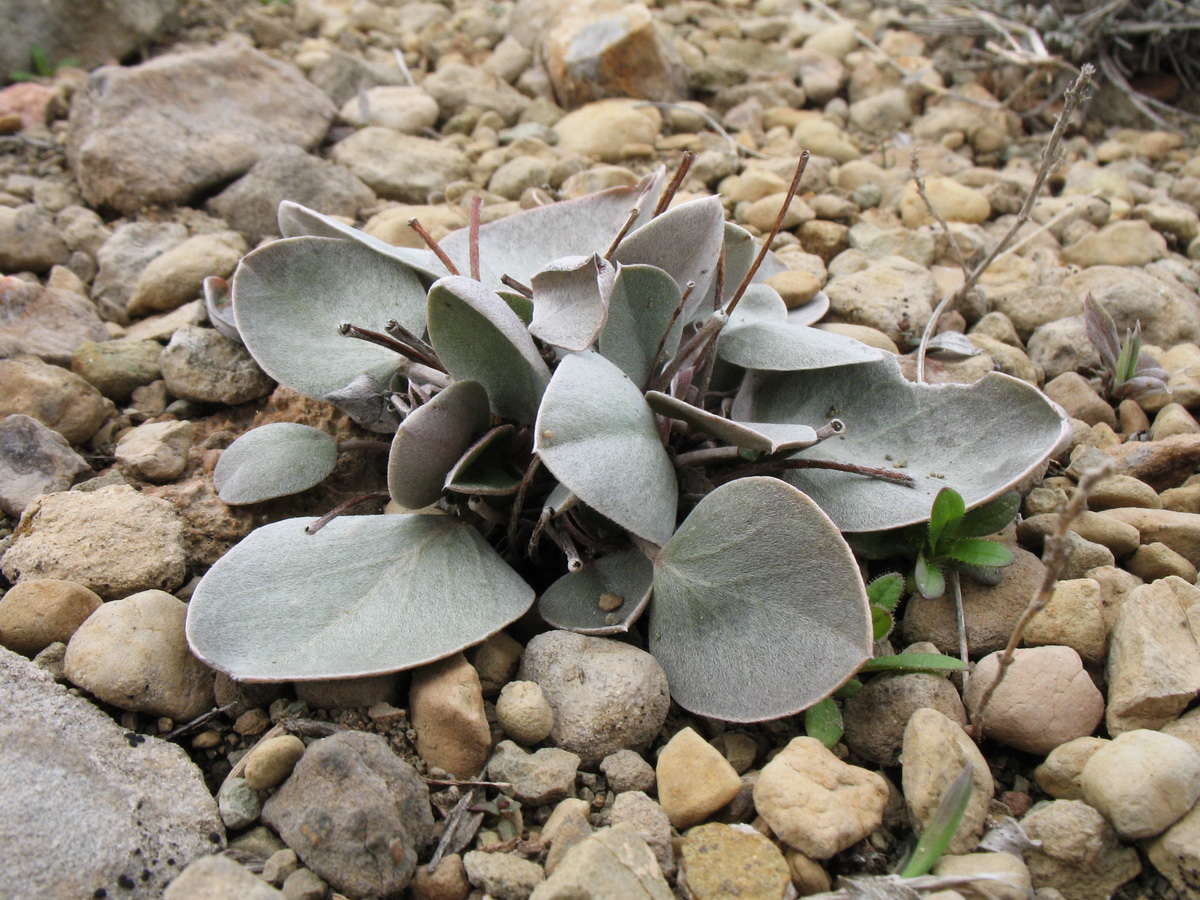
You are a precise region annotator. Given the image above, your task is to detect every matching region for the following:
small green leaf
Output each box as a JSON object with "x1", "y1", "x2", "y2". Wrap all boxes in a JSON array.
[
  {"x1": 214, "y1": 423, "x2": 338, "y2": 505},
  {"x1": 859, "y1": 653, "x2": 967, "y2": 674},
  {"x1": 835, "y1": 678, "x2": 863, "y2": 700},
  {"x1": 804, "y1": 698, "x2": 844, "y2": 749},
  {"x1": 871, "y1": 606, "x2": 894, "y2": 642},
  {"x1": 928, "y1": 487, "x2": 966, "y2": 550},
  {"x1": 866, "y1": 573, "x2": 904, "y2": 612},
  {"x1": 914, "y1": 551, "x2": 945, "y2": 600},
  {"x1": 957, "y1": 491, "x2": 1020, "y2": 538},
  {"x1": 942, "y1": 538, "x2": 1013, "y2": 569},
  {"x1": 1115, "y1": 324, "x2": 1142, "y2": 385},
  {"x1": 899, "y1": 763, "x2": 974, "y2": 878}
]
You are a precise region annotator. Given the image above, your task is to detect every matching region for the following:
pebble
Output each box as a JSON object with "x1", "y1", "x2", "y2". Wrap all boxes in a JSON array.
[
  {"x1": 600, "y1": 749, "x2": 656, "y2": 794},
  {"x1": 70, "y1": 339, "x2": 163, "y2": 402},
  {"x1": 824, "y1": 256, "x2": 936, "y2": 346},
  {"x1": 517, "y1": 631, "x2": 669, "y2": 768},
  {"x1": 795, "y1": 48, "x2": 847, "y2": 104},
  {"x1": 1126, "y1": 541, "x2": 1199, "y2": 582},
  {"x1": 0, "y1": 277, "x2": 108, "y2": 367},
  {"x1": 496, "y1": 680, "x2": 555, "y2": 745},
  {"x1": 656, "y1": 726, "x2": 743, "y2": 830},
  {"x1": 165, "y1": 855, "x2": 284, "y2": 898},
  {"x1": 1027, "y1": 317, "x2": 1102, "y2": 381},
  {"x1": 0, "y1": 578, "x2": 102, "y2": 657},
  {"x1": 529, "y1": 825, "x2": 672, "y2": 900},
  {"x1": 1102, "y1": 507, "x2": 1200, "y2": 566},
  {"x1": 2, "y1": 484, "x2": 188, "y2": 600},
  {"x1": 541, "y1": 798, "x2": 593, "y2": 875},
  {"x1": 244, "y1": 735, "x2": 306, "y2": 791},
  {"x1": 1063, "y1": 265, "x2": 1200, "y2": 349},
  {"x1": 1147, "y1": 801, "x2": 1200, "y2": 897},
  {"x1": 964, "y1": 647, "x2": 1104, "y2": 755},
  {"x1": 899, "y1": 176, "x2": 991, "y2": 227},
  {"x1": 609, "y1": 791, "x2": 674, "y2": 877},
  {"x1": 1105, "y1": 576, "x2": 1200, "y2": 734},
  {"x1": 0, "y1": 204, "x2": 69, "y2": 272},
  {"x1": 1034, "y1": 736, "x2": 1110, "y2": 800},
  {"x1": 3, "y1": 644, "x2": 225, "y2": 899},
  {"x1": 1109, "y1": 434, "x2": 1200, "y2": 491},
  {"x1": 1087, "y1": 473, "x2": 1162, "y2": 510},
  {"x1": 160, "y1": 324, "x2": 275, "y2": 405},
  {"x1": 1062, "y1": 219, "x2": 1167, "y2": 267},
  {"x1": 330, "y1": 129, "x2": 471, "y2": 203},
  {"x1": 553, "y1": 99, "x2": 661, "y2": 163},
  {"x1": 488, "y1": 740, "x2": 580, "y2": 806},
  {"x1": 338, "y1": 85, "x2": 439, "y2": 133},
  {"x1": 409, "y1": 853, "x2": 470, "y2": 900},
  {"x1": 679, "y1": 823, "x2": 791, "y2": 900},
  {"x1": 843, "y1": 672, "x2": 966, "y2": 766},
  {"x1": 115, "y1": 419, "x2": 194, "y2": 482},
  {"x1": 281, "y1": 868, "x2": 327, "y2": 900},
  {"x1": 1055, "y1": 531, "x2": 1115, "y2": 580},
  {"x1": 1023, "y1": 579, "x2": 1107, "y2": 664},
  {"x1": 902, "y1": 708, "x2": 994, "y2": 855},
  {"x1": 63, "y1": 588, "x2": 215, "y2": 721},
  {"x1": 932, "y1": 852, "x2": 1031, "y2": 900},
  {"x1": 67, "y1": 40, "x2": 336, "y2": 214},
  {"x1": 463, "y1": 850, "x2": 545, "y2": 900},
  {"x1": 218, "y1": 776, "x2": 262, "y2": 830},
  {"x1": 1152, "y1": 402, "x2": 1200, "y2": 440},
  {"x1": 1020, "y1": 800, "x2": 1141, "y2": 900},
  {"x1": 470, "y1": 630, "x2": 523, "y2": 696},
  {"x1": 1081, "y1": 729, "x2": 1200, "y2": 840},
  {"x1": 410, "y1": 652, "x2": 492, "y2": 779},
  {"x1": 753, "y1": 735, "x2": 889, "y2": 859},
  {"x1": 1042, "y1": 372, "x2": 1115, "y2": 428},
  {"x1": 423, "y1": 62, "x2": 530, "y2": 125},
  {"x1": 1017, "y1": 511, "x2": 1141, "y2": 557},
  {"x1": 127, "y1": 231, "x2": 247, "y2": 318},
  {"x1": 91, "y1": 221, "x2": 189, "y2": 321},
  {"x1": 0, "y1": 414, "x2": 90, "y2": 518},
  {"x1": 261, "y1": 730, "x2": 434, "y2": 897}
]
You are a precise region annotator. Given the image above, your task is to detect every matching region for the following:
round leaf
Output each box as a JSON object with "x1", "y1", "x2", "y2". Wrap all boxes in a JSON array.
[
  {"x1": 538, "y1": 550, "x2": 653, "y2": 635},
  {"x1": 186, "y1": 514, "x2": 535, "y2": 681},
  {"x1": 529, "y1": 254, "x2": 616, "y2": 351},
  {"x1": 747, "y1": 355, "x2": 1071, "y2": 532},
  {"x1": 535, "y1": 351, "x2": 677, "y2": 546},
  {"x1": 427, "y1": 276, "x2": 550, "y2": 423},
  {"x1": 388, "y1": 380, "x2": 491, "y2": 510},
  {"x1": 445, "y1": 424, "x2": 523, "y2": 496},
  {"x1": 650, "y1": 476, "x2": 872, "y2": 722},
  {"x1": 232, "y1": 236, "x2": 427, "y2": 401},
  {"x1": 214, "y1": 423, "x2": 338, "y2": 505},
  {"x1": 598, "y1": 264, "x2": 684, "y2": 388}
]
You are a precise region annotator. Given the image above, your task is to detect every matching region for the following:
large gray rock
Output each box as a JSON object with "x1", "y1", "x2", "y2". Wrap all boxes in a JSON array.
[
  {"x1": 261, "y1": 730, "x2": 434, "y2": 898},
  {"x1": 0, "y1": 644, "x2": 224, "y2": 900},
  {"x1": 0, "y1": 0, "x2": 180, "y2": 83},
  {"x1": 67, "y1": 39, "x2": 336, "y2": 214}
]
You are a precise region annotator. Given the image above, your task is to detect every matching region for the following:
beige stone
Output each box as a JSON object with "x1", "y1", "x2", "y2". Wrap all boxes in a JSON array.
[
  {"x1": 409, "y1": 652, "x2": 492, "y2": 779},
  {"x1": 656, "y1": 727, "x2": 742, "y2": 830},
  {"x1": 1081, "y1": 729, "x2": 1200, "y2": 840},
  {"x1": 766, "y1": 269, "x2": 822, "y2": 310},
  {"x1": 114, "y1": 419, "x2": 193, "y2": 482},
  {"x1": 470, "y1": 630, "x2": 523, "y2": 696},
  {"x1": 244, "y1": 735, "x2": 306, "y2": 791},
  {"x1": 1152, "y1": 402, "x2": 1200, "y2": 441},
  {"x1": 1020, "y1": 800, "x2": 1141, "y2": 900},
  {"x1": 1087, "y1": 474, "x2": 1161, "y2": 510},
  {"x1": 363, "y1": 204, "x2": 467, "y2": 249},
  {"x1": 1126, "y1": 542, "x2": 1198, "y2": 582},
  {"x1": 496, "y1": 680, "x2": 555, "y2": 746},
  {"x1": 1034, "y1": 737, "x2": 1110, "y2": 800},
  {"x1": 932, "y1": 852, "x2": 1031, "y2": 900},
  {"x1": 899, "y1": 177, "x2": 991, "y2": 227},
  {"x1": 127, "y1": 232, "x2": 247, "y2": 317},
  {"x1": 1017, "y1": 511, "x2": 1141, "y2": 557},
  {"x1": 1102, "y1": 507, "x2": 1200, "y2": 566},
  {"x1": 0, "y1": 579, "x2": 102, "y2": 657},
  {"x1": 1024, "y1": 579, "x2": 1108, "y2": 664},
  {"x1": 679, "y1": 823, "x2": 790, "y2": 900},
  {"x1": 1086, "y1": 564, "x2": 1143, "y2": 633}
]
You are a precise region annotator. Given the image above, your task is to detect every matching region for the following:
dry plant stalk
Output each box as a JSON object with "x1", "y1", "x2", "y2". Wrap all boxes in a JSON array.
[
  {"x1": 968, "y1": 460, "x2": 1115, "y2": 739},
  {"x1": 914, "y1": 62, "x2": 1095, "y2": 383}
]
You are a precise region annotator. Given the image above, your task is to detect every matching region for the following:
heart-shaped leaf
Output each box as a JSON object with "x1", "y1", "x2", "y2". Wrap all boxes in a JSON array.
[
  {"x1": 538, "y1": 550, "x2": 654, "y2": 635},
  {"x1": 747, "y1": 355, "x2": 1070, "y2": 532},
  {"x1": 185, "y1": 513, "x2": 535, "y2": 681},
  {"x1": 535, "y1": 351, "x2": 677, "y2": 546},
  {"x1": 645, "y1": 390, "x2": 822, "y2": 454},
  {"x1": 598, "y1": 264, "x2": 686, "y2": 389},
  {"x1": 232, "y1": 236, "x2": 427, "y2": 401},
  {"x1": 427, "y1": 276, "x2": 550, "y2": 423},
  {"x1": 277, "y1": 201, "x2": 446, "y2": 280},
  {"x1": 529, "y1": 254, "x2": 617, "y2": 351},
  {"x1": 214, "y1": 423, "x2": 338, "y2": 505},
  {"x1": 387, "y1": 380, "x2": 490, "y2": 510},
  {"x1": 650, "y1": 476, "x2": 872, "y2": 722},
  {"x1": 867, "y1": 573, "x2": 904, "y2": 611},
  {"x1": 717, "y1": 285, "x2": 882, "y2": 371},
  {"x1": 613, "y1": 196, "x2": 726, "y2": 316},
  {"x1": 445, "y1": 425, "x2": 523, "y2": 496}
]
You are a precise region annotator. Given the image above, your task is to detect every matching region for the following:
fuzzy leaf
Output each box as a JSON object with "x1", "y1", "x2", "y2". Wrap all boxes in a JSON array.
[
  {"x1": 445, "y1": 425, "x2": 523, "y2": 496},
  {"x1": 859, "y1": 652, "x2": 966, "y2": 674},
  {"x1": 706, "y1": 222, "x2": 791, "y2": 315},
  {"x1": 646, "y1": 390, "x2": 822, "y2": 454},
  {"x1": 232, "y1": 236, "x2": 428, "y2": 401},
  {"x1": 914, "y1": 551, "x2": 945, "y2": 600},
  {"x1": 804, "y1": 697, "x2": 844, "y2": 749},
  {"x1": 928, "y1": 487, "x2": 966, "y2": 551},
  {"x1": 325, "y1": 372, "x2": 399, "y2": 434},
  {"x1": 867, "y1": 573, "x2": 904, "y2": 612},
  {"x1": 427, "y1": 276, "x2": 550, "y2": 423},
  {"x1": 214, "y1": 423, "x2": 338, "y2": 505},
  {"x1": 535, "y1": 351, "x2": 677, "y2": 546},
  {"x1": 538, "y1": 550, "x2": 653, "y2": 635},
  {"x1": 1083, "y1": 293, "x2": 1120, "y2": 370},
  {"x1": 598, "y1": 264, "x2": 685, "y2": 388},
  {"x1": 957, "y1": 491, "x2": 1020, "y2": 538},
  {"x1": 872, "y1": 606, "x2": 895, "y2": 641},
  {"x1": 185, "y1": 514, "x2": 535, "y2": 681},
  {"x1": 942, "y1": 538, "x2": 1013, "y2": 569},
  {"x1": 650, "y1": 476, "x2": 872, "y2": 722},
  {"x1": 529, "y1": 254, "x2": 616, "y2": 350},
  {"x1": 746, "y1": 355, "x2": 1070, "y2": 532},
  {"x1": 387, "y1": 380, "x2": 490, "y2": 510},
  {"x1": 203, "y1": 276, "x2": 240, "y2": 342},
  {"x1": 717, "y1": 285, "x2": 882, "y2": 371},
  {"x1": 277, "y1": 201, "x2": 445, "y2": 279}
]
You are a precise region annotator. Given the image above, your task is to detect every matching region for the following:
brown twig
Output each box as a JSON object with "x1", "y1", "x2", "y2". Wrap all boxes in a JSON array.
[
  {"x1": 304, "y1": 492, "x2": 391, "y2": 534},
  {"x1": 468, "y1": 196, "x2": 483, "y2": 281},
  {"x1": 915, "y1": 63, "x2": 1094, "y2": 383},
  {"x1": 910, "y1": 149, "x2": 970, "y2": 278},
  {"x1": 969, "y1": 460, "x2": 1114, "y2": 739},
  {"x1": 652, "y1": 149, "x2": 697, "y2": 218},
  {"x1": 500, "y1": 274, "x2": 533, "y2": 298},
  {"x1": 409, "y1": 218, "x2": 460, "y2": 275}
]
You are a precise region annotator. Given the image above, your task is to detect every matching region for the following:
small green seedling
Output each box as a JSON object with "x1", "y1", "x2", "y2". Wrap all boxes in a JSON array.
[
  {"x1": 10, "y1": 45, "x2": 77, "y2": 81},
  {"x1": 898, "y1": 763, "x2": 974, "y2": 877},
  {"x1": 1083, "y1": 293, "x2": 1170, "y2": 402}
]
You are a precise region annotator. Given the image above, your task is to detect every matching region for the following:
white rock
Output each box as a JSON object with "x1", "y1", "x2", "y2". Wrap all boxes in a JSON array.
[
  {"x1": 1080, "y1": 729, "x2": 1200, "y2": 839},
  {"x1": 496, "y1": 680, "x2": 555, "y2": 745},
  {"x1": 115, "y1": 419, "x2": 193, "y2": 482},
  {"x1": 337, "y1": 86, "x2": 439, "y2": 134},
  {"x1": 1020, "y1": 800, "x2": 1141, "y2": 900}
]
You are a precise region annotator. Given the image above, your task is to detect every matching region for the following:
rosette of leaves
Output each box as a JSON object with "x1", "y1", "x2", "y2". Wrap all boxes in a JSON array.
[
  {"x1": 1084, "y1": 293, "x2": 1170, "y2": 402},
  {"x1": 186, "y1": 161, "x2": 1068, "y2": 723}
]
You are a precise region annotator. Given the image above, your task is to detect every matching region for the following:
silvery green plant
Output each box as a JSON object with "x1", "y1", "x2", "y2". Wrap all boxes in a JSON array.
[{"x1": 186, "y1": 157, "x2": 1069, "y2": 722}]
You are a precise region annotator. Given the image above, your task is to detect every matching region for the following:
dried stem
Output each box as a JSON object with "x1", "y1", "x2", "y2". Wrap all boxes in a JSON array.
[
  {"x1": 604, "y1": 205, "x2": 642, "y2": 260},
  {"x1": 336, "y1": 439, "x2": 392, "y2": 453},
  {"x1": 911, "y1": 149, "x2": 970, "y2": 277},
  {"x1": 500, "y1": 274, "x2": 533, "y2": 298},
  {"x1": 469, "y1": 195, "x2": 483, "y2": 281},
  {"x1": 648, "y1": 281, "x2": 697, "y2": 387},
  {"x1": 713, "y1": 457, "x2": 917, "y2": 487},
  {"x1": 385, "y1": 319, "x2": 444, "y2": 371},
  {"x1": 339, "y1": 323, "x2": 450, "y2": 387},
  {"x1": 506, "y1": 455, "x2": 541, "y2": 555},
  {"x1": 161, "y1": 703, "x2": 238, "y2": 740},
  {"x1": 969, "y1": 460, "x2": 1114, "y2": 739},
  {"x1": 409, "y1": 218, "x2": 460, "y2": 275},
  {"x1": 652, "y1": 149, "x2": 696, "y2": 218},
  {"x1": 950, "y1": 569, "x2": 969, "y2": 695},
  {"x1": 304, "y1": 492, "x2": 390, "y2": 535},
  {"x1": 915, "y1": 63, "x2": 1094, "y2": 383}
]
